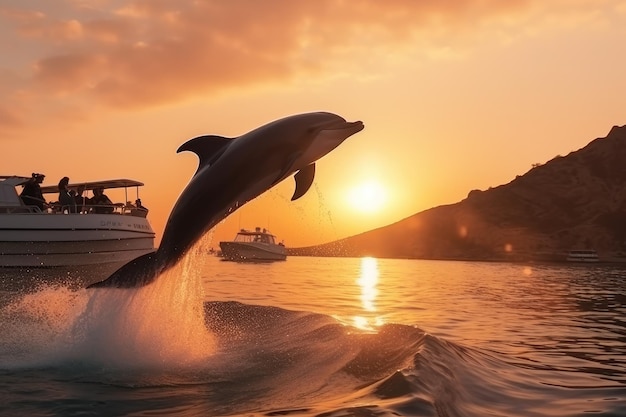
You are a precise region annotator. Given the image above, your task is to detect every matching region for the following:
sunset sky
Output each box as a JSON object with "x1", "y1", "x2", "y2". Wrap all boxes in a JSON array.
[{"x1": 2, "y1": 0, "x2": 626, "y2": 248}]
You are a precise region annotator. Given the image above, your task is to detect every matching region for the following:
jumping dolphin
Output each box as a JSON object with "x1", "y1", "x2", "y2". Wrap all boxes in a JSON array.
[{"x1": 88, "y1": 112, "x2": 364, "y2": 288}]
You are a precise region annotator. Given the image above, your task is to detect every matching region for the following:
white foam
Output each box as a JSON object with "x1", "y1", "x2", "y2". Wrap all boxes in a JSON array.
[{"x1": 0, "y1": 244, "x2": 216, "y2": 372}]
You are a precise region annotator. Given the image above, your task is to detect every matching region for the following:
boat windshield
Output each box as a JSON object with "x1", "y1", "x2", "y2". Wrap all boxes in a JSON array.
[{"x1": 234, "y1": 232, "x2": 276, "y2": 244}]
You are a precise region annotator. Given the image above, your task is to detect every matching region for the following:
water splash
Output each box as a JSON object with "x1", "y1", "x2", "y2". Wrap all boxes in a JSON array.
[
  {"x1": 0, "y1": 243, "x2": 216, "y2": 373},
  {"x1": 0, "y1": 283, "x2": 89, "y2": 366}
]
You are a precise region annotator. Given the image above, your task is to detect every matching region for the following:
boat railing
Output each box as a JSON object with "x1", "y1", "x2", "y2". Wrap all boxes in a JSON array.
[
  {"x1": 3, "y1": 203, "x2": 148, "y2": 218},
  {"x1": 123, "y1": 207, "x2": 149, "y2": 218},
  {"x1": 72, "y1": 203, "x2": 149, "y2": 217}
]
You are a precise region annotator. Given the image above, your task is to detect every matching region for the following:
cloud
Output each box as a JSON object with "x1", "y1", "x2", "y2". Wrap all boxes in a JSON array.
[
  {"x1": 0, "y1": 105, "x2": 23, "y2": 131},
  {"x1": 0, "y1": 69, "x2": 26, "y2": 134},
  {"x1": 0, "y1": 0, "x2": 621, "y2": 113}
]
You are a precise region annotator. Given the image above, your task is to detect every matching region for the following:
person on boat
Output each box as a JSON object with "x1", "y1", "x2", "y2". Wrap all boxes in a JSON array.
[
  {"x1": 58, "y1": 176, "x2": 77, "y2": 213},
  {"x1": 20, "y1": 173, "x2": 46, "y2": 211},
  {"x1": 135, "y1": 198, "x2": 148, "y2": 212},
  {"x1": 91, "y1": 186, "x2": 114, "y2": 214},
  {"x1": 74, "y1": 184, "x2": 89, "y2": 213}
]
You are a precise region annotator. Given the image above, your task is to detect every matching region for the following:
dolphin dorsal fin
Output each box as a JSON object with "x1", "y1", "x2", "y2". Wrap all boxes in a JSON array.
[
  {"x1": 291, "y1": 163, "x2": 316, "y2": 201},
  {"x1": 177, "y1": 135, "x2": 232, "y2": 172}
]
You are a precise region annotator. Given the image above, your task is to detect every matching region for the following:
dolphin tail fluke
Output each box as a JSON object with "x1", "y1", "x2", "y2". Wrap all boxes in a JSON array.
[{"x1": 87, "y1": 251, "x2": 161, "y2": 289}]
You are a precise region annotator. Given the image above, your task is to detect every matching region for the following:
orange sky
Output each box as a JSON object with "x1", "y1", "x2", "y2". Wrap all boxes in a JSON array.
[{"x1": 2, "y1": 1, "x2": 626, "y2": 248}]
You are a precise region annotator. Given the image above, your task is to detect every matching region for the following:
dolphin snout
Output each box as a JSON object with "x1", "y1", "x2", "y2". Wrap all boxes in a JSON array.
[
  {"x1": 338, "y1": 120, "x2": 365, "y2": 137},
  {"x1": 349, "y1": 121, "x2": 365, "y2": 132}
]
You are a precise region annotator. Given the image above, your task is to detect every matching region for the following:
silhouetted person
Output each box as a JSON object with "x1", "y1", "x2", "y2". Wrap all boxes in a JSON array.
[
  {"x1": 20, "y1": 173, "x2": 46, "y2": 211},
  {"x1": 58, "y1": 176, "x2": 77, "y2": 213},
  {"x1": 135, "y1": 199, "x2": 148, "y2": 212},
  {"x1": 74, "y1": 184, "x2": 89, "y2": 213},
  {"x1": 92, "y1": 186, "x2": 114, "y2": 214}
]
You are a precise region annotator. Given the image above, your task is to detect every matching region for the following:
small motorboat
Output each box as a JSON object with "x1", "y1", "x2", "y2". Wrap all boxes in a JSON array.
[
  {"x1": 219, "y1": 227, "x2": 286, "y2": 262},
  {"x1": 566, "y1": 249, "x2": 599, "y2": 263}
]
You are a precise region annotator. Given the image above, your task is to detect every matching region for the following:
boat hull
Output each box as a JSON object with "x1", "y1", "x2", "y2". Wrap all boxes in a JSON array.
[
  {"x1": 219, "y1": 241, "x2": 286, "y2": 262},
  {"x1": 0, "y1": 212, "x2": 155, "y2": 268}
]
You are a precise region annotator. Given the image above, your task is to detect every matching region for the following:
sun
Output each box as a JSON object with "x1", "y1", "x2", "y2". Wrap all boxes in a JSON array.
[{"x1": 346, "y1": 180, "x2": 388, "y2": 213}]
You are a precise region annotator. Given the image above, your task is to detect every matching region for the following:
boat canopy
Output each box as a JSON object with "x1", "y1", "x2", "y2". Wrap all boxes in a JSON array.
[
  {"x1": 40, "y1": 179, "x2": 145, "y2": 194},
  {"x1": 0, "y1": 176, "x2": 31, "y2": 185}
]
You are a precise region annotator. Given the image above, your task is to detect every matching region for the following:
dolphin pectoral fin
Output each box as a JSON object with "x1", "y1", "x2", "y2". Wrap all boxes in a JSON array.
[
  {"x1": 177, "y1": 135, "x2": 232, "y2": 172},
  {"x1": 291, "y1": 163, "x2": 316, "y2": 201},
  {"x1": 87, "y1": 251, "x2": 160, "y2": 289}
]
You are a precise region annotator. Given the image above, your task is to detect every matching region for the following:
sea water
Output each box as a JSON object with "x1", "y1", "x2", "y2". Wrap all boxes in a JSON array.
[{"x1": 0, "y1": 255, "x2": 624, "y2": 416}]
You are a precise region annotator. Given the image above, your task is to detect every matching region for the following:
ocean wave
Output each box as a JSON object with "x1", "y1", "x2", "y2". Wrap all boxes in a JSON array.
[{"x1": 0, "y1": 284, "x2": 623, "y2": 416}]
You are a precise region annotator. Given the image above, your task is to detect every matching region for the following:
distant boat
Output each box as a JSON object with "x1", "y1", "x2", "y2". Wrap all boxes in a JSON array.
[
  {"x1": 566, "y1": 249, "x2": 599, "y2": 263},
  {"x1": 219, "y1": 227, "x2": 286, "y2": 262},
  {"x1": 0, "y1": 175, "x2": 155, "y2": 269}
]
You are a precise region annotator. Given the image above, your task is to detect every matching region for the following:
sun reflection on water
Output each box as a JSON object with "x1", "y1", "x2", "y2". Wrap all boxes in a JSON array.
[{"x1": 353, "y1": 257, "x2": 384, "y2": 330}]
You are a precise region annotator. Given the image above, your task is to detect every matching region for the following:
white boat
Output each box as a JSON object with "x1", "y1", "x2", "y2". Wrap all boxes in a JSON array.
[
  {"x1": 0, "y1": 176, "x2": 155, "y2": 269},
  {"x1": 219, "y1": 227, "x2": 286, "y2": 262},
  {"x1": 566, "y1": 249, "x2": 599, "y2": 263}
]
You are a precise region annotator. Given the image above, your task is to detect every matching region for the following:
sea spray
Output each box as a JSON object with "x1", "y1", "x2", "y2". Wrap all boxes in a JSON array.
[
  {"x1": 0, "y1": 240, "x2": 216, "y2": 372},
  {"x1": 0, "y1": 284, "x2": 89, "y2": 367},
  {"x1": 69, "y1": 243, "x2": 216, "y2": 370}
]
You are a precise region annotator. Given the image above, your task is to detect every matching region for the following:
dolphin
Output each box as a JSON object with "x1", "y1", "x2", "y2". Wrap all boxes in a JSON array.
[{"x1": 88, "y1": 112, "x2": 364, "y2": 288}]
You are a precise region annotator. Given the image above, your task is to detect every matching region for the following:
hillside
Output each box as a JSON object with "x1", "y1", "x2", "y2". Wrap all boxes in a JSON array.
[{"x1": 289, "y1": 125, "x2": 626, "y2": 262}]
